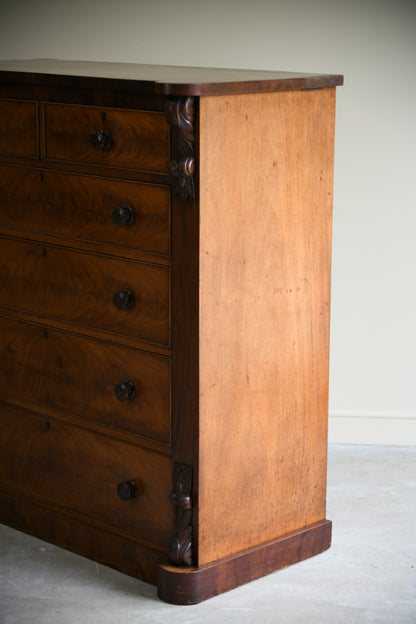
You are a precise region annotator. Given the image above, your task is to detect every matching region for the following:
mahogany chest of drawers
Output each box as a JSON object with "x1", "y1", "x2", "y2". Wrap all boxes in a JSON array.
[{"x1": 0, "y1": 60, "x2": 342, "y2": 604}]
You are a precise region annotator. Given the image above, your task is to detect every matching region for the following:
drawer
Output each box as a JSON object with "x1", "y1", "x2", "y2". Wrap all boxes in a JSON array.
[
  {"x1": 0, "y1": 317, "x2": 170, "y2": 443},
  {"x1": 45, "y1": 103, "x2": 170, "y2": 172},
  {"x1": 0, "y1": 165, "x2": 170, "y2": 255},
  {"x1": 0, "y1": 99, "x2": 38, "y2": 157},
  {"x1": 0, "y1": 237, "x2": 170, "y2": 346},
  {"x1": 0, "y1": 402, "x2": 173, "y2": 547}
]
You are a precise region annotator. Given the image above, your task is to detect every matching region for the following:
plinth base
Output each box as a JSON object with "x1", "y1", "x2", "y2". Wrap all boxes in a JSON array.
[{"x1": 158, "y1": 519, "x2": 332, "y2": 604}]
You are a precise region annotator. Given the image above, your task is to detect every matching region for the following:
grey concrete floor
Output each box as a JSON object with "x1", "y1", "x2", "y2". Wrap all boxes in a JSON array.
[{"x1": 1, "y1": 444, "x2": 415, "y2": 623}]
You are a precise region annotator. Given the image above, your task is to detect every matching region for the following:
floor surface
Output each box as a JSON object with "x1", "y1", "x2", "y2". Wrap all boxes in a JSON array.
[{"x1": 1, "y1": 445, "x2": 415, "y2": 623}]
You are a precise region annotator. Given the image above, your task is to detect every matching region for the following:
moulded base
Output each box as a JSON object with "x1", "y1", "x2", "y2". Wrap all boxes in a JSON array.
[{"x1": 157, "y1": 519, "x2": 332, "y2": 604}]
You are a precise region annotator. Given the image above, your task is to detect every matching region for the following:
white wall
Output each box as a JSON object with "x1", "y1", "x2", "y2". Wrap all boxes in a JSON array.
[{"x1": 1, "y1": 0, "x2": 415, "y2": 444}]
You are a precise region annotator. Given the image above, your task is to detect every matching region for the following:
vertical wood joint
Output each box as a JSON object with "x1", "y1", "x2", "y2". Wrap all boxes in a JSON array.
[
  {"x1": 165, "y1": 97, "x2": 195, "y2": 201},
  {"x1": 168, "y1": 463, "x2": 193, "y2": 566}
]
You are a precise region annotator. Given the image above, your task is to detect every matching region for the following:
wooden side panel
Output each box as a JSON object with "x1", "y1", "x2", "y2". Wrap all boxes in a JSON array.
[{"x1": 198, "y1": 89, "x2": 336, "y2": 565}]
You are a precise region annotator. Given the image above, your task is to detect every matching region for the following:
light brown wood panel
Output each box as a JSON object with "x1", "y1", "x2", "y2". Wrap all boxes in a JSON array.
[
  {"x1": 197, "y1": 88, "x2": 336, "y2": 565},
  {"x1": 0, "y1": 316, "x2": 171, "y2": 443},
  {"x1": 0, "y1": 99, "x2": 38, "y2": 157},
  {"x1": 0, "y1": 165, "x2": 170, "y2": 255},
  {"x1": 0, "y1": 237, "x2": 170, "y2": 346},
  {"x1": 44, "y1": 103, "x2": 169, "y2": 172},
  {"x1": 0, "y1": 402, "x2": 173, "y2": 547}
]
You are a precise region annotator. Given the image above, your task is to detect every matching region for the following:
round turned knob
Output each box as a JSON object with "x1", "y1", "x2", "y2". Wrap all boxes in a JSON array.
[
  {"x1": 114, "y1": 380, "x2": 136, "y2": 401},
  {"x1": 112, "y1": 204, "x2": 135, "y2": 227},
  {"x1": 117, "y1": 480, "x2": 138, "y2": 501},
  {"x1": 90, "y1": 129, "x2": 112, "y2": 151},
  {"x1": 113, "y1": 288, "x2": 134, "y2": 310}
]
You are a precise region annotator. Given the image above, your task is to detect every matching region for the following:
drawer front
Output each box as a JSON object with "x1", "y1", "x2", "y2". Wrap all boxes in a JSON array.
[
  {"x1": 0, "y1": 317, "x2": 170, "y2": 443},
  {"x1": 0, "y1": 402, "x2": 173, "y2": 547},
  {"x1": 0, "y1": 99, "x2": 38, "y2": 158},
  {"x1": 45, "y1": 103, "x2": 169, "y2": 172},
  {"x1": 0, "y1": 165, "x2": 170, "y2": 255},
  {"x1": 0, "y1": 238, "x2": 170, "y2": 346}
]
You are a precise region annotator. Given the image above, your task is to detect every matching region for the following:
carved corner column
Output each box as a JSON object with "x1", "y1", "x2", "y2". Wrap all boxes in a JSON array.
[
  {"x1": 165, "y1": 97, "x2": 195, "y2": 201},
  {"x1": 165, "y1": 97, "x2": 197, "y2": 569},
  {"x1": 168, "y1": 463, "x2": 193, "y2": 567}
]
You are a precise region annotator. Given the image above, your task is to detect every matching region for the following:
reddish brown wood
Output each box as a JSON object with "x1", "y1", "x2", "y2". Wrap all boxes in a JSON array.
[
  {"x1": 197, "y1": 89, "x2": 335, "y2": 565},
  {"x1": 0, "y1": 487, "x2": 167, "y2": 585},
  {"x1": 0, "y1": 61, "x2": 341, "y2": 603},
  {"x1": 0, "y1": 99, "x2": 39, "y2": 157},
  {"x1": 44, "y1": 103, "x2": 170, "y2": 172},
  {"x1": 0, "y1": 316, "x2": 171, "y2": 443},
  {"x1": 158, "y1": 520, "x2": 332, "y2": 604},
  {"x1": 0, "y1": 402, "x2": 174, "y2": 547},
  {"x1": 0, "y1": 236, "x2": 170, "y2": 346},
  {"x1": 0, "y1": 165, "x2": 171, "y2": 255},
  {"x1": 165, "y1": 97, "x2": 195, "y2": 200},
  {"x1": 168, "y1": 463, "x2": 193, "y2": 566},
  {"x1": 0, "y1": 60, "x2": 343, "y2": 96}
]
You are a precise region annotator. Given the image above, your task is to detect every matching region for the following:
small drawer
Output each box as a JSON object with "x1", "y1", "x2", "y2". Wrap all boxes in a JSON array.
[
  {"x1": 0, "y1": 317, "x2": 171, "y2": 443},
  {"x1": 0, "y1": 99, "x2": 38, "y2": 157},
  {"x1": 0, "y1": 238, "x2": 170, "y2": 347},
  {"x1": 45, "y1": 103, "x2": 170, "y2": 172},
  {"x1": 0, "y1": 165, "x2": 170, "y2": 255},
  {"x1": 0, "y1": 403, "x2": 173, "y2": 547}
]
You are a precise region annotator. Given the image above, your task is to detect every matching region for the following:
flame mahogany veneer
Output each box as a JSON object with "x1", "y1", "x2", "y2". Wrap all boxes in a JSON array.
[{"x1": 0, "y1": 60, "x2": 342, "y2": 604}]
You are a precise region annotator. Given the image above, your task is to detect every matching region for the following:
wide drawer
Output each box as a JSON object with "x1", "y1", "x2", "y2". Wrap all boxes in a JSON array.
[
  {"x1": 0, "y1": 402, "x2": 173, "y2": 548},
  {"x1": 0, "y1": 165, "x2": 170, "y2": 255},
  {"x1": 0, "y1": 316, "x2": 170, "y2": 443},
  {"x1": 45, "y1": 103, "x2": 170, "y2": 172},
  {"x1": 0, "y1": 99, "x2": 38, "y2": 158},
  {"x1": 0, "y1": 237, "x2": 170, "y2": 346}
]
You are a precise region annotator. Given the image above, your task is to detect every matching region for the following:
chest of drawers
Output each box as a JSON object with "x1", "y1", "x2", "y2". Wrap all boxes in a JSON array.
[{"x1": 0, "y1": 60, "x2": 342, "y2": 604}]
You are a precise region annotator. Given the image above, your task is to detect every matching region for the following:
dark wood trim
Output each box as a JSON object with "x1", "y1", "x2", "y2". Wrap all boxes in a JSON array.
[
  {"x1": 168, "y1": 463, "x2": 193, "y2": 566},
  {"x1": 169, "y1": 95, "x2": 200, "y2": 563},
  {"x1": 165, "y1": 97, "x2": 195, "y2": 201},
  {"x1": 158, "y1": 75, "x2": 344, "y2": 96},
  {"x1": 157, "y1": 520, "x2": 332, "y2": 604},
  {"x1": 0, "y1": 61, "x2": 343, "y2": 98}
]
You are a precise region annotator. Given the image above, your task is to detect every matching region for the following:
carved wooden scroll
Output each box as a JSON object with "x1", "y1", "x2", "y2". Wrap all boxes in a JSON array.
[
  {"x1": 168, "y1": 463, "x2": 193, "y2": 566},
  {"x1": 165, "y1": 97, "x2": 195, "y2": 201}
]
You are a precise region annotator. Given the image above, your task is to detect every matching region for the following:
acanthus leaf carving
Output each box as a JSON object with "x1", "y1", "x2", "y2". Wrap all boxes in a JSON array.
[
  {"x1": 165, "y1": 97, "x2": 195, "y2": 201},
  {"x1": 168, "y1": 463, "x2": 193, "y2": 567}
]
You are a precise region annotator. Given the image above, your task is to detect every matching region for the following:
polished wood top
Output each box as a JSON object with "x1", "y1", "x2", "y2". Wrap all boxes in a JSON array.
[{"x1": 0, "y1": 60, "x2": 343, "y2": 96}]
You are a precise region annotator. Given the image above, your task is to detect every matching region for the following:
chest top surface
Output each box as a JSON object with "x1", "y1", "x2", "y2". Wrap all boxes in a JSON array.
[{"x1": 0, "y1": 59, "x2": 343, "y2": 95}]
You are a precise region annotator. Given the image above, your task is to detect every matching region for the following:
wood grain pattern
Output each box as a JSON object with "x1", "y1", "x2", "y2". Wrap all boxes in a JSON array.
[
  {"x1": 0, "y1": 60, "x2": 343, "y2": 96},
  {"x1": 158, "y1": 520, "x2": 331, "y2": 604},
  {"x1": 44, "y1": 103, "x2": 170, "y2": 172},
  {"x1": 0, "y1": 165, "x2": 170, "y2": 255},
  {"x1": 0, "y1": 486, "x2": 167, "y2": 585},
  {"x1": 0, "y1": 99, "x2": 38, "y2": 157},
  {"x1": 0, "y1": 316, "x2": 171, "y2": 443},
  {"x1": 197, "y1": 88, "x2": 336, "y2": 565},
  {"x1": 0, "y1": 402, "x2": 173, "y2": 547},
  {"x1": 0, "y1": 237, "x2": 170, "y2": 346},
  {"x1": 0, "y1": 63, "x2": 341, "y2": 601}
]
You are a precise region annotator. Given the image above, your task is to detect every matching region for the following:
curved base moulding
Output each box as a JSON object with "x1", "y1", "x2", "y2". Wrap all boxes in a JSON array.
[{"x1": 158, "y1": 519, "x2": 332, "y2": 604}]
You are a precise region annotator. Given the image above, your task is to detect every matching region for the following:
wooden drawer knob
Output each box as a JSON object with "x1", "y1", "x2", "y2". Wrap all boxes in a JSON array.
[
  {"x1": 112, "y1": 204, "x2": 135, "y2": 226},
  {"x1": 114, "y1": 380, "x2": 136, "y2": 401},
  {"x1": 90, "y1": 129, "x2": 112, "y2": 151},
  {"x1": 117, "y1": 480, "x2": 138, "y2": 501},
  {"x1": 113, "y1": 288, "x2": 134, "y2": 309}
]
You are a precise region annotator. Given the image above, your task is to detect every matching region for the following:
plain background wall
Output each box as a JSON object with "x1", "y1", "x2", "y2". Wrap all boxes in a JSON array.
[{"x1": 0, "y1": 0, "x2": 415, "y2": 445}]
